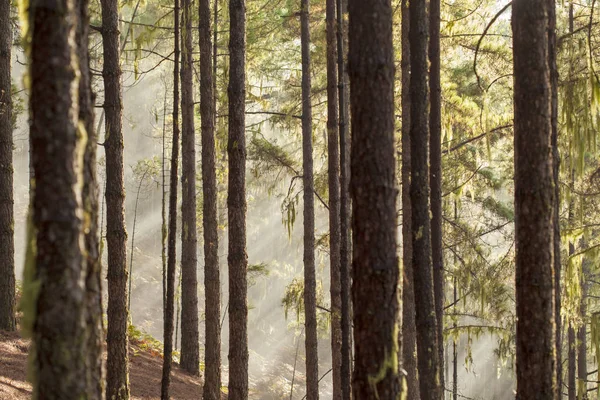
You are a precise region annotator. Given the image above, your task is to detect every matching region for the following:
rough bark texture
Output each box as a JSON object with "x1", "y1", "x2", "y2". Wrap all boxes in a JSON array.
[
  {"x1": 301, "y1": 1, "x2": 319, "y2": 399},
  {"x1": 337, "y1": 0, "x2": 352, "y2": 396},
  {"x1": 29, "y1": 0, "x2": 88, "y2": 395},
  {"x1": 228, "y1": 0, "x2": 249, "y2": 397},
  {"x1": 512, "y1": 0, "x2": 557, "y2": 398},
  {"x1": 0, "y1": 0, "x2": 15, "y2": 332},
  {"x1": 200, "y1": 0, "x2": 221, "y2": 396},
  {"x1": 348, "y1": 0, "x2": 401, "y2": 398},
  {"x1": 401, "y1": 0, "x2": 419, "y2": 397},
  {"x1": 568, "y1": 322, "x2": 576, "y2": 400},
  {"x1": 409, "y1": 0, "x2": 442, "y2": 398},
  {"x1": 577, "y1": 272, "x2": 588, "y2": 400},
  {"x1": 78, "y1": 0, "x2": 104, "y2": 396},
  {"x1": 180, "y1": 0, "x2": 200, "y2": 376},
  {"x1": 101, "y1": 0, "x2": 130, "y2": 396},
  {"x1": 162, "y1": 0, "x2": 180, "y2": 397},
  {"x1": 326, "y1": 0, "x2": 342, "y2": 397},
  {"x1": 428, "y1": 0, "x2": 444, "y2": 391}
]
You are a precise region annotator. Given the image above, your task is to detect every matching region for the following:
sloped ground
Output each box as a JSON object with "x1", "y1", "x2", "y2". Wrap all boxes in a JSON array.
[{"x1": 0, "y1": 329, "x2": 204, "y2": 399}]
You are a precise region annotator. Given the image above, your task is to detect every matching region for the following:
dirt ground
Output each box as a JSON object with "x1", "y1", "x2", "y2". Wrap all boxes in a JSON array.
[{"x1": 0, "y1": 329, "x2": 205, "y2": 399}]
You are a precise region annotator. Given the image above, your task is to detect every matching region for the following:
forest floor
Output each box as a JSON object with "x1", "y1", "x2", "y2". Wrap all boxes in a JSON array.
[{"x1": 0, "y1": 328, "x2": 207, "y2": 399}]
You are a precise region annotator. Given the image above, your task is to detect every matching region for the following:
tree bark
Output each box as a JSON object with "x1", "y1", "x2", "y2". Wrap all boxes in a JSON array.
[
  {"x1": 29, "y1": 0, "x2": 88, "y2": 395},
  {"x1": 326, "y1": 0, "x2": 342, "y2": 398},
  {"x1": 512, "y1": 0, "x2": 557, "y2": 398},
  {"x1": 401, "y1": 0, "x2": 419, "y2": 397},
  {"x1": 337, "y1": 0, "x2": 352, "y2": 396},
  {"x1": 228, "y1": 0, "x2": 249, "y2": 397},
  {"x1": 578, "y1": 266, "x2": 588, "y2": 400},
  {"x1": 348, "y1": 0, "x2": 401, "y2": 398},
  {"x1": 180, "y1": 0, "x2": 200, "y2": 376},
  {"x1": 0, "y1": 0, "x2": 15, "y2": 332},
  {"x1": 101, "y1": 0, "x2": 130, "y2": 396},
  {"x1": 301, "y1": 1, "x2": 319, "y2": 398},
  {"x1": 78, "y1": 0, "x2": 104, "y2": 396},
  {"x1": 200, "y1": 0, "x2": 221, "y2": 396},
  {"x1": 409, "y1": 0, "x2": 442, "y2": 397},
  {"x1": 568, "y1": 322, "x2": 576, "y2": 400},
  {"x1": 429, "y1": 0, "x2": 445, "y2": 391},
  {"x1": 162, "y1": 0, "x2": 181, "y2": 397}
]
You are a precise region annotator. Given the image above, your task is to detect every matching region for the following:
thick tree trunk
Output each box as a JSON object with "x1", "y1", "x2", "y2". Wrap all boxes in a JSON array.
[
  {"x1": 77, "y1": 0, "x2": 104, "y2": 396},
  {"x1": 0, "y1": 0, "x2": 15, "y2": 332},
  {"x1": 568, "y1": 322, "x2": 576, "y2": 400},
  {"x1": 512, "y1": 0, "x2": 557, "y2": 398},
  {"x1": 228, "y1": 0, "x2": 249, "y2": 397},
  {"x1": 401, "y1": 0, "x2": 419, "y2": 397},
  {"x1": 337, "y1": 0, "x2": 352, "y2": 396},
  {"x1": 348, "y1": 0, "x2": 401, "y2": 398},
  {"x1": 301, "y1": 1, "x2": 319, "y2": 399},
  {"x1": 200, "y1": 0, "x2": 221, "y2": 396},
  {"x1": 326, "y1": 0, "x2": 342, "y2": 398},
  {"x1": 101, "y1": 0, "x2": 130, "y2": 396},
  {"x1": 429, "y1": 0, "x2": 445, "y2": 391},
  {"x1": 162, "y1": 1, "x2": 181, "y2": 397},
  {"x1": 180, "y1": 0, "x2": 200, "y2": 376},
  {"x1": 409, "y1": 0, "x2": 442, "y2": 397},
  {"x1": 29, "y1": 0, "x2": 88, "y2": 395}
]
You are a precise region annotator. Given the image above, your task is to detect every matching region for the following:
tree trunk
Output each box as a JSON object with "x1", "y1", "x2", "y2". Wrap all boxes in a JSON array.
[
  {"x1": 401, "y1": 0, "x2": 419, "y2": 397},
  {"x1": 301, "y1": 1, "x2": 319, "y2": 398},
  {"x1": 101, "y1": 0, "x2": 130, "y2": 396},
  {"x1": 162, "y1": 0, "x2": 181, "y2": 397},
  {"x1": 326, "y1": 0, "x2": 342, "y2": 398},
  {"x1": 228, "y1": 0, "x2": 249, "y2": 396},
  {"x1": 77, "y1": 0, "x2": 104, "y2": 396},
  {"x1": 0, "y1": 0, "x2": 15, "y2": 332},
  {"x1": 568, "y1": 322, "x2": 576, "y2": 400},
  {"x1": 512, "y1": 0, "x2": 557, "y2": 398},
  {"x1": 429, "y1": 0, "x2": 445, "y2": 391},
  {"x1": 29, "y1": 0, "x2": 88, "y2": 395},
  {"x1": 180, "y1": 0, "x2": 200, "y2": 376},
  {"x1": 578, "y1": 268, "x2": 588, "y2": 400},
  {"x1": 409, "y1": 0, "x2": 442, "y2": 397},
  {"x1": 348, "y1": 0, "x2": 401, "y2": 398},
  {"x1": 337, "y1": 0, "x2": 352, "y2": 396},
  {"x1": 200, "y1": 0, "x2": 221, "y2": 396}
]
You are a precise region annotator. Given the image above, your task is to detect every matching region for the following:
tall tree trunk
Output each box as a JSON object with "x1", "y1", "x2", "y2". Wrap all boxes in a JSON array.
[
  {"x1": 512, "y1": 0, "x2": 557, "y2": 398},
  {"x1": 228, "y1": 0, "x2": 249, "y2": 396},
  {"x1": 162, "y1": 0, "x2": 181, "y2": 397},
  {"x1": 301, "y1": 0, "x2": 319, "y2": 398},
  {"x1": 348, "y1": 0, "x2": 401, "y2": 398},
  {"x1": 101, "y1": 0, "x2": 130, "y2": 396},
  {"x1": 409, "y1": 0, "x2": 442, "y2": 397},
  {"x1": 78, "y1": 0, "x2": 104, "y2": 396},
  {"x1": 578, "y1": 267, "x2": 588, "y2": 400},
  {"x1": 326, "y1": 0, "x2": 342, "y2": 397},
  {"x1": 337, "y1": 0, "x2": 352, "y2": 395},
  {"x1": 200, "y1": 0, "x2": 221, "y2": 395},
  {"x1": 401, "y1": 0, "x2": 419, "y2": 397},
  {"x1": 548, "y1": 0, "x2": 561, "y2": 395},
  {"x1": 0, "y1": 0, "x2": 15, "y2": 332},
  {"x1": 429, "y1": 0, "x2": 445, "y2": 391},
  {"x1": 568, "y1": 322, "x2": 576, "y2": 400},
  {"x1": 180, "y1": 0, "x2": 200, "y2": 376},
  {"x1": 29, "y1": 0, "x2": 88, "y2": 395}
]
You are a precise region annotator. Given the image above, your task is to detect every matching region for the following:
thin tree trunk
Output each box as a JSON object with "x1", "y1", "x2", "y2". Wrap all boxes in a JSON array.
[
  {"x1": 180, "y1": 0, "x2": 200, "y2": 375},
  {"x1": 228, "y1": 0, "x2": 249, "y2": 396},
  {"x1": 409, "y1": 0, "x2": 442, "y2": 397},
  {"x1": 348, "y1": 0, "x2": 401, "y2": 398},
  {"x1": 162, "y1": 87, "x2": 168, "y2": 319},
  {"x1": 513, "y1": 0, "x2": 557, "y2": 398},
  {"x1": 128, "y1": 169, "x2": 149, "y2": 312},
  {"x1": 29, "y1": 0, "x2": 88, "y2": 395},
  {"x1": 0, "y1": 0, "x2": 15, "y2": 332},
  {"x1": 401, "y1": 0, "x2": 419, "y2": 397},
  {"x1": 568, "y1": 322, "x2": 576, "y2": 400},
  {"x1": 578, "y1": 265, "x2": 588, "y2": 400},
  {"x1": 78, "y1": 0, "x2": 104, "y2": 396},
  {"x1": 161, "y1": 0, "x2": 181, "y2": 397},
  {"x1": 200, "y1": 0, "x2": 221, "y2": 395},
  {"x1": 429, "y1": 0, "x2": 445, "y2": 391},
  {"x1": 301, "y1": 0, "x2": 319, "y2": 398},
  {"x1": 337, "y1": 0, "x2": 352, "y2": 395},
  {"x1": 101, "y1": 0, "x2": 130, "y2": 395},
  {"x1": 326, "y1": 0, "x2": 342, "y2": 397}
]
